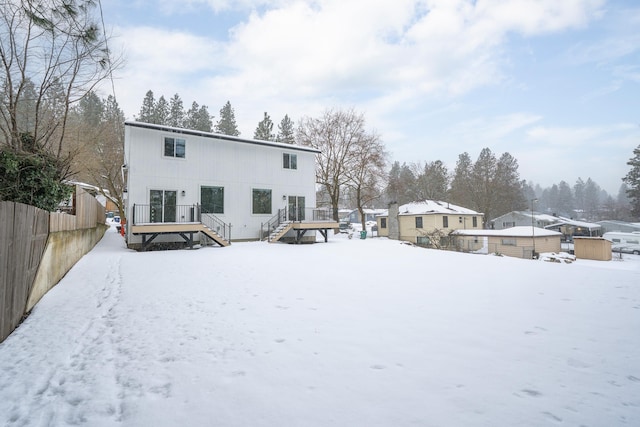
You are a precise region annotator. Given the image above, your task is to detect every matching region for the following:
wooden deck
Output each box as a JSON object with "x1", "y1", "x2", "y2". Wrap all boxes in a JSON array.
[
  {"x1": 288, "y1": 221, "x2": 339, "y2": 243},
  {"x1": 131, "y1": 223, "x2": 230, "y2": 250}
]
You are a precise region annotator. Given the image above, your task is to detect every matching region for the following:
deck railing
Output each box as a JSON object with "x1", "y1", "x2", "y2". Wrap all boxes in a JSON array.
[
  {"x1": 132, "y1": 204, "x2": 199, "y2": 224},
  {"x1": 260, "y1": 208, "x2": 335, "y2": 240},
  {"x1": 200, "y1": 213, "x2": 231, "y2": 242},
  {"x1": 132, "y1": 204, "x2": 230, "y2": 240}
]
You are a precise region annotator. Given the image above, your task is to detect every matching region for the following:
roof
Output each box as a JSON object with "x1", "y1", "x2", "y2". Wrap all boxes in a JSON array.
[
  {"x1": 125, "y1": 121, "x2": 321, "y2": 154},
  {"x1": 452, "y1": 226, "x2": 562, "y2": 238},
  {"x1": 397, "y1": 200, "x2": 481, "y2": 216}
]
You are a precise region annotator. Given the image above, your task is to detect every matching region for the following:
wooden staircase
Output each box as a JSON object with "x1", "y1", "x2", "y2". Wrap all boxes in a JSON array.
[
  {"x1": 268, "y1": 221, "x2": 293, "y2": 242},
  {"x1": 199, "y1": 224, "x2": 230, "y2": 247}
]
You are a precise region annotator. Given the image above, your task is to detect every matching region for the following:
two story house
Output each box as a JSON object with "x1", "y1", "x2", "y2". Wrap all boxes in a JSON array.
[{"x1": 123, "y1": 121, "x2": 335, "y2": 250}]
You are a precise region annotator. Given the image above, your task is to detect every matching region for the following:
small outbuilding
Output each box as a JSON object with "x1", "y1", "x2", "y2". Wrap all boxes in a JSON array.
[
  {"x1": 452, "y1": 226, "x2": 562, "y2": 259},
  {"x1": 573, "y1": 237, "x2": 612, "y2": 261}
]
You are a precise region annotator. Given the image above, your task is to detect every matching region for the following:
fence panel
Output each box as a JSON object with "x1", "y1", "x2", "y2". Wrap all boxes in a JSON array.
[{"x1": 0, "y1": 202, "x2": 49, "y2": 342}]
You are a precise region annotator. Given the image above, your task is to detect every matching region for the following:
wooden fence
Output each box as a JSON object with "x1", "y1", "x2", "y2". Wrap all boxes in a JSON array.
[
  {"x1": 0, "y1": 202, "x2": 49, "y2": 343},
  {"x1": 0, "y1": 185, "x2": 106, "y2": 342}
]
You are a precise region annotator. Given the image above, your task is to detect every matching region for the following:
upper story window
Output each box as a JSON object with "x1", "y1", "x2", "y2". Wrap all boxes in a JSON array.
[
  {"x1": 442, "y1": 216, "x2": 449, "y2": 228},
  {"x1": 472, "y1": 216, "x2": 478, "y2": 227},
  {"x1": 164, "y1": 137, "x2": 186, "y2": 158},
  {"x1": 415, "y1": 217, "x2": 423, "y2": 228},
  {"x1": 283, "y1": 153, "x2": 297, "y2": 169}
]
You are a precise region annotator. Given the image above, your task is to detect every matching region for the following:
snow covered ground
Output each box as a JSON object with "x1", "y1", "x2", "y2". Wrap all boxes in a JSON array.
[{"x1": 1, "y1": 226, "x2": 639, "y2": 427}]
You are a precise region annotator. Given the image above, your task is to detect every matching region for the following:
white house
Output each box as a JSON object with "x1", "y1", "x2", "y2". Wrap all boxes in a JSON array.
[{"x1": 123, "y1": 121, "x2": 336, "y2": 250}]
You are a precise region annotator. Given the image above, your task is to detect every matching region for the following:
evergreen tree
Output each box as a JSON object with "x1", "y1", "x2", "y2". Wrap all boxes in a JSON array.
[
  {"x1": 215, "y1": 101, "x2": 240, "y2": 136},
  {"x1": 277, "y1": 114, "x2": 295, "y2": 144},
  {"x1": 574, "y1": 178, "x2": 585, "y2": 215},
  {"x1": 184, "y1": 101, "x2": 200, "y2": 130},
  {"x1": 471, "y1": 148, "x2": 497, "y2": 226},
  {"x1": 196, "y1": 105, "x2": 213, "y2": 132},
  {"x1": 254, "y1": 112, "x2": 275, "y2": 141},
  {"x1": 583, "y1": 178, "x2": 601, "y2": 220},
  {"x1": 556, "y1": 181, "x2": 574, "y2": 216},
  {"x1": 623, "y1": 144, "x2": 640, "y2": 219},
  {"x1": 154, "y1": 95, "x2": 170, "y2": 125},
  {"x1": 493, "y1": 152, "x2": 524, "y2": 217},
  {"x1": 415, "y1": 160, "x2": 449, "y2": 201},
  {"x1": 386, "y1": 161, "x2": 402, "y2": 203},
  {"x1": 449, "y1": 152, "x2": 473, "y2": 209},
  {"x1": 398, "y1": 163, "x2": 417, "y2": 204},
  {"x1": 77, "y1": 91, "x2": 104, "y2": 127},
  {"x1": 138, "y1": 90, "x2": 156, "y2": 123},
  {"x1": 168, "y1": 94, "x2": 185, "y2": 128}
]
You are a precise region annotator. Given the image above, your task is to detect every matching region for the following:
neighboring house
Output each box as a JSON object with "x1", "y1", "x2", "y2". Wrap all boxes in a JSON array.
[
  {"x1": 491, "y1": 211, "x2": 559, "y2": 229},
  {"x1": 543, "y1": 218, "x2": 601, "y2": 239},
  {"x1": 452, "y1": 227, "x2": 562, "y2": 259},
  {"x1": 491, "y1": 211, "x2": 601, "y2": 240},
  {"x1": 597, "y1": 220, "x2": 640, "y2": 234},
  {"x1": 377, "y1": 200, "x2": 483, "y2": 247},
  {"x1": 343, "y1": 208, "x2": 387, "y2": 224},
  {"x1": 123, "y1": 121, "x2": 336, "y2": 250}
]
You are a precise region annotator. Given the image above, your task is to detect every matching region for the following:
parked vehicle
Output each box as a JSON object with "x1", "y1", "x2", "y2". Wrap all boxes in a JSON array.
[{"x1": 603, "y1": 232, "x2": 640, "y2": 255}]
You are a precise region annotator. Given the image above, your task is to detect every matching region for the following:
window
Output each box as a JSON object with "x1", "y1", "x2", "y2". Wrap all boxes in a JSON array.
[
  {"x1": 503, "y1": 221, "x2": 515, "y2": 228},
  {"x1": 150, "y1": 190, "x2": 176, "y2": 223},
  {"x1": 201, "y1": 186, "x2": 224, "y2": 214},
  {"x1": 415, "y1": 217, "x2": 423, "y2": 228},
  {"x1": 417, "y1": 236, "x2": 430, "y2": 246},
  {"x1": 443, "y1": 216, "x2": 449, "y2": 228},
  {"x1": 501, "y1": 238, "x2": 516, "y2": 246},
  {"x1": 381, "y1": 218, "x2": 387, "y2": 229},
  {"x1": 252, "y1": 189, "x2": 272, "y2": 214},
  {"x1": 164, "y1": 137, "x2": 185, "y2": 158},
  {"x1": 283, "y1": 153, "x2": 297, "y2": 169},
  {"x1": 628, "y1": 239, "x2": 639, "y2": 244},
  {"x1": 472, "y1": 216, "x2": 478, "y2": 227}
]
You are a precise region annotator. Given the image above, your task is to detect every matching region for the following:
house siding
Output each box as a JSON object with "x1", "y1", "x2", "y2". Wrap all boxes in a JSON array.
[{"x1": 124, "y1": 123, "x2": 318, "y2": 243}]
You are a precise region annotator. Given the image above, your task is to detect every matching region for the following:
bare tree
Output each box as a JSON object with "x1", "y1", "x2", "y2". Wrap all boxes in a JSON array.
[
  {"x1": 297, "y1": 108, "x2": 370, "y2": 221},
  {"x1": 0, "y1": 0, "x2": 120, "y2": 155},
  {"x1": 344, "y1": 132, "x2": 387, "y2": 226}
]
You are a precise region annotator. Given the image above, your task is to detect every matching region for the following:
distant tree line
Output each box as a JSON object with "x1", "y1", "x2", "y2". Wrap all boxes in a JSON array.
[{"x1": 135, "y1": 90, "x2": 296, "y2": 143}]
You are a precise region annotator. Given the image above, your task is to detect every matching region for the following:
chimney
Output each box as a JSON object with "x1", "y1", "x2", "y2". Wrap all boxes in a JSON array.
[{"x1": 388, "y1": 202, "x2": 400, "y2": 240}]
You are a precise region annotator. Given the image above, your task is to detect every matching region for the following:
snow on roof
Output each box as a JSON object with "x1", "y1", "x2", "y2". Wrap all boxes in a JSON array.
[
  {"x1": 545, "y1": 217, "x2": 601, "y2": 230},
  {"x1": 125, "y1": 120, "x2": 320, "y2": 154},
  {"x1": 398, "y1": 200, "x2": 480, "y2": 216},
  {"x1": 453, "y1": 226, "x2": 562, "y2": 237}
]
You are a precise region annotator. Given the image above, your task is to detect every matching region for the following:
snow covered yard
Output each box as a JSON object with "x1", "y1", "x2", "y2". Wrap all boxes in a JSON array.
[{"x1": 1, "y1": 227, "x2": 639, "y2": 427}]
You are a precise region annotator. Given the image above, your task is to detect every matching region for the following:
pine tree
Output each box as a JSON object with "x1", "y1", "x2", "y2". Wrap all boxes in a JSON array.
[
  {"x1": 195, "y1": 105, "x2": 213, "y2": 132},
  {"x1": 415, "y1": 160, "x2": 449, "y2": 201},
  {"x1": 449, "y1": 152, "x2": 473, "y2": 209},
  {"x1": 215, "y1": 101, "x2": 240, "y2": 136},
  {"x1": 493, "y1": 152, "x2": 524, "y2": 217},
  {"x1": 168, "y1": 94, "x2": 185, "y2": 128},
  {"x1": 137, "y1": 90, "x2": 156, "y2": 123},
  {"x1": 623, "y1": 144, "x2": 640, "y2": 218},
  {"x1": 154, "y1": 95, "x2": 169, "y2": 125},
  {"x1": 254, "y1": 112, "x2": 275, "y2": 141},
  {"x1": 78, "y1": 91, "x2": 104, "y2": 127},
  {"x1": 277, "y1": 114, "x2": 295, "y2": 144},
  {"x1": 471, "y1": 148, "x2": 497, "y2": 225},
  {"x1": 583, "y1": 178, "x2": 601, "y2": 220}
]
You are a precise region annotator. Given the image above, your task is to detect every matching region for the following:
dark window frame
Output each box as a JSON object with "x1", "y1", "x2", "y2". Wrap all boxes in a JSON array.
[
  {"x1": 164, "y1": 137, "x2": 186, "y2": 158},
  {"x1": 252, "y1": 188, "x2": 272, "y2": 215}
]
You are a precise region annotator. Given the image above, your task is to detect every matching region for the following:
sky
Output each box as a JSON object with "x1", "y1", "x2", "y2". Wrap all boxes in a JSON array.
[
  {"x1": 98, "y1": 0, "x2": 640, "y2": 195},
  {"x1": 1, "y1": 225, "x2": 639, "y2": 426}
]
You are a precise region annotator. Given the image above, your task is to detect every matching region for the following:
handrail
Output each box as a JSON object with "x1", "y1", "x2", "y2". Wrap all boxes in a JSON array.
[
  {"x1": 132, "y1": 204, "x2": 199, "y2": 224},
  {"x1": 132, "y1": 203, "x2": 231, "y2": 242},
  {"x1": 200, "y1": 212, "x2": 231, "y2": 242},
  {"x1": 261, "y1": 208, "x2": 286, "y2": 240}
]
